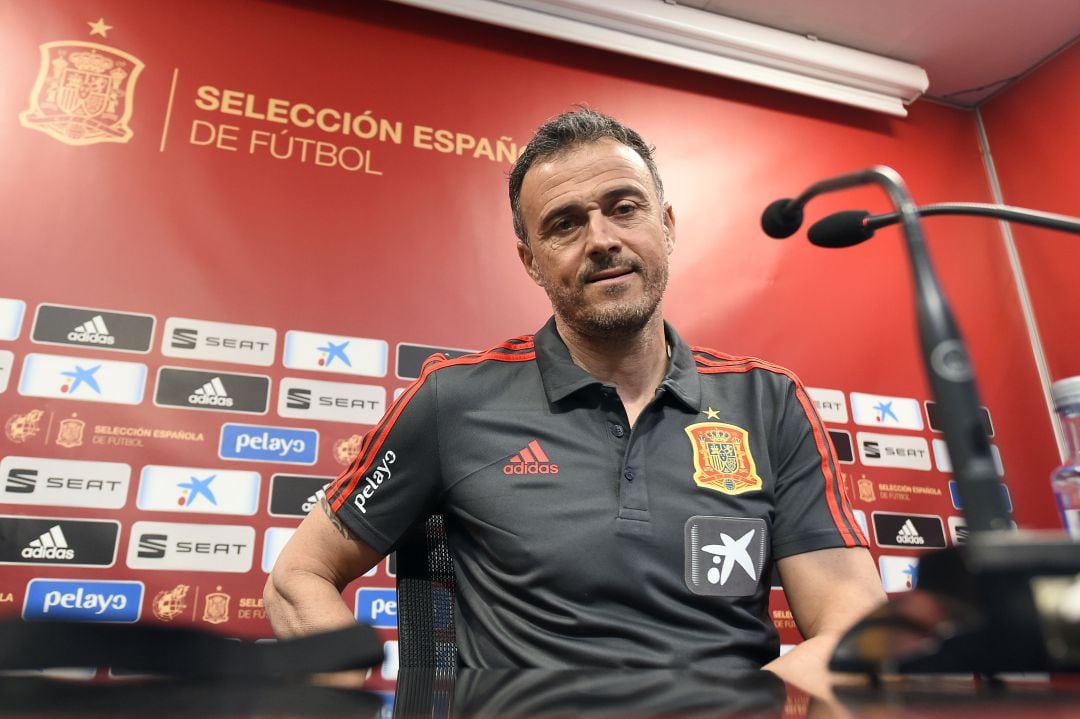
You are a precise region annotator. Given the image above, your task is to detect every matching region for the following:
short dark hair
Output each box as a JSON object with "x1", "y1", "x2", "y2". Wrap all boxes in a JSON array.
[{"x1": 508, "y1": 108, "x2": 664, "y2": 243}]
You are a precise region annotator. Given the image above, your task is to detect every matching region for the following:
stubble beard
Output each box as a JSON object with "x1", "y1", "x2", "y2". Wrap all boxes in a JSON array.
[{"x1": 543, "y1": 257, "x2": 669, "y2": 341}]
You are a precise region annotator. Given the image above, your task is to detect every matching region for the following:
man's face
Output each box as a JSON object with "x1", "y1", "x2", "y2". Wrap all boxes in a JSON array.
[{"x1": 517, "y1": 138, "x2": 675, "y2": 339}]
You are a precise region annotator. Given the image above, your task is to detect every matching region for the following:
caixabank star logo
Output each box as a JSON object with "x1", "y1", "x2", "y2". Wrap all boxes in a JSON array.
[{"x1": 19, "y1": 25, "x2": 144, "y2": 147}]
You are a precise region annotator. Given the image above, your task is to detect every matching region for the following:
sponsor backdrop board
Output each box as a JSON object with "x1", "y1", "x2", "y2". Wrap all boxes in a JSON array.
[{"x1": 0, "y1": 0, "x2": 1068, "y2": 688}]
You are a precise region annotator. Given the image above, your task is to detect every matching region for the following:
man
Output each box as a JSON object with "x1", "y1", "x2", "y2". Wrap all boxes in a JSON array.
[{"x1": 265, "y1": 109, "x2": 885, "y2": 677}]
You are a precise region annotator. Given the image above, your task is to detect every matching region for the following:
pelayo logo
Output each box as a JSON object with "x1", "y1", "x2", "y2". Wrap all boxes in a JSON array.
[
  {"x1": 23, "y1": 579, "x2": 143, "y2": 622},
  {"x1": 219, "y1": 424, "x2": 318, "y2": 465}
]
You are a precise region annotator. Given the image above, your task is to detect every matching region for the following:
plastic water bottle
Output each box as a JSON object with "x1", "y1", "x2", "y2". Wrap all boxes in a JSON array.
[{"x1": 1050, "y1": 376, "x2": 1080, "y2": 539}]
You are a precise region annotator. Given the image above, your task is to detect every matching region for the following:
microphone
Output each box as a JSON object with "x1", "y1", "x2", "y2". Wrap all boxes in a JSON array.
[
  {"x1": 808, "y1": 203, "x2": 1080, "y2": 247},
  {"x1": 766, "y1": 166, "x2": 1011, "y2": 534},
  {"x1": 760, "y1": 199, "x2": 804, "y2": 239},
  {"x1": 773, "y1": 167, "x2": 1080, "y2": 677},
  {"x1": 806, "y1": 210, "x2": 874, "y2": 247},
  {"x1": 760, "y1": 167, "x2": 909, "y2": 239}
]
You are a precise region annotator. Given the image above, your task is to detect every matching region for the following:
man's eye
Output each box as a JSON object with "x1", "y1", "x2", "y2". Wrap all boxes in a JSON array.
[
  {"x1": 553, "y1": 218, "x2": 576, "y2": 232},
  {"x1": 613, "y1": 203, "x2": 636, "y2": 215}
]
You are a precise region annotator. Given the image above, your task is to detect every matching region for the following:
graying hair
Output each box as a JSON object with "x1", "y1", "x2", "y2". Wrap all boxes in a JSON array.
[{"x1": 508, "y1": 108, "x2": 664, "y2": 243}]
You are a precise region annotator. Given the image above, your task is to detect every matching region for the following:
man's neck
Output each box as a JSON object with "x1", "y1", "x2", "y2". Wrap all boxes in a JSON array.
[{"x1": 554, "y1": 313, "x2": 669, "y2": 423}]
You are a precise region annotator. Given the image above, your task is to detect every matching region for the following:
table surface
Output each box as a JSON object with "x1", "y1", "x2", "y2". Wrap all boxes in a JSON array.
[{"x1": 2, "y1": 669, "x2": 1080, "y2": 719}]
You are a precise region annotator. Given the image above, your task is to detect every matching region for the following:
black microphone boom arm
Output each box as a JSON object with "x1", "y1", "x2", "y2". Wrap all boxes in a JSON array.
[
  {"x1": 868, "y1": 202, "x2": 1080, "y2": 234},
  {"x1": 781, "y1": 166, "x2": 1014, "y2": 532}
]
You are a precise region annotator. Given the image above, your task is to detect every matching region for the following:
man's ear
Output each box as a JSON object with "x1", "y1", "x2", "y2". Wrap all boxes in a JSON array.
[
  {"x1": 663, "y1": 204, "x2": 676, "y2": 254},
  {"x1": 517, "y1": 240, "x2": 543, "y2": 286}
]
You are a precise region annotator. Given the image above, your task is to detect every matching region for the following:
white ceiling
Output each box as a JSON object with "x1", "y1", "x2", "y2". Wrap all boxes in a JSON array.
[{"x1": 679, "y1": 0, "x2": 1080, "y2": 106}]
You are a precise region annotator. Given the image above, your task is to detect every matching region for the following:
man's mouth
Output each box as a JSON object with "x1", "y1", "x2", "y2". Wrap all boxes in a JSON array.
[{"x1": 586, "y1": 266, "x2": 635, "y2": 284}]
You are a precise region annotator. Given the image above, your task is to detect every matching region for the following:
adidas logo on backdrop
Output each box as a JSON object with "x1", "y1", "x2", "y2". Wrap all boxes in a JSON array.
[
  {"x1": 895, "y1": 519, "x2": 925, "y2": 545},
  {"x1": 188, "y1": 377, "x2": 234, "y2": 407},
  {"x1": 22, "y1": 525, "x2": 74, "y2": 560},
  {"x1": 67, "y1": 315, "x2": 115, "y2": 345}
]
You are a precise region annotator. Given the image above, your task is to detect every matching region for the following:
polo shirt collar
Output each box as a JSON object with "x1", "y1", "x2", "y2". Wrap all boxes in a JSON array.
[{"x1": 534, "y1": 316, "x2": 702, "y2": 412}]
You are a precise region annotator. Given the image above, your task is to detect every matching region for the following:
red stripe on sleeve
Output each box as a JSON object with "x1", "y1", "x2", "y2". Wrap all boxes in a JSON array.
[
  {"x1": 326, "y1": 345, "x2": 536, "y2": 510},
  {"x1": 696, "y1": 359, "x2": 862, "y2": 547},
  {"x1": 791, "y1": 384, "x2": 861, "y2": 547}
]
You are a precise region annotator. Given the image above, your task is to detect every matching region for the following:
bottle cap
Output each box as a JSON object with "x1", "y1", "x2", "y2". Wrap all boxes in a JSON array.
[{"x1": 1051, "y1": 376, "x2": 1080, "y2": 410}]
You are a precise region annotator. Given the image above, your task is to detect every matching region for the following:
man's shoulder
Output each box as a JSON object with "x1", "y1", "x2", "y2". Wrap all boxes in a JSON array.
[
  {"x1": 418, "y1": 333, "x2": 539, "y2": 379},
  {"x1": 688, "y1": 345, "x2": 800, "y2": 385}
]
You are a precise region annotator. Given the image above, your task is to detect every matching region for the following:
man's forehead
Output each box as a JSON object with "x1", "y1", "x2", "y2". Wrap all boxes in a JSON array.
[
  {"x1": 531, "y1": 138, "x2": 647, "y2": 177},
  {"x1": 521, "y1": 139, "x2": 654, "y2": 202}
]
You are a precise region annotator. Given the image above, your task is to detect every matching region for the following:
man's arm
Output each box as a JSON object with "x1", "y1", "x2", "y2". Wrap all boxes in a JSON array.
[
  {"x1": 763, "y1": 546, "x2": 886, "y2": 691},
  {"x1": 264, "y1": 494, "x2": 384, "y2": 638}
]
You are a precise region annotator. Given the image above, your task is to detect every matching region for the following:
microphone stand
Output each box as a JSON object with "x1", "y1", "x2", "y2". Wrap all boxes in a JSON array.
[
  {"x1": 866, "y1": 202, "x2": 1080, "y2": 234},
  {"x1": 772, "y1": 166, "x2": 1012, "y2": 530},
  {"x1": 766, "y1": 166, "x2": 1080, "y2": 677}
]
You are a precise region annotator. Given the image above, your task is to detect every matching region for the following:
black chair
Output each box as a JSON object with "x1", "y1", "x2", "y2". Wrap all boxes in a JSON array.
[{"x1": 394, "y1": 513, "x2": 458, "y2": 674}]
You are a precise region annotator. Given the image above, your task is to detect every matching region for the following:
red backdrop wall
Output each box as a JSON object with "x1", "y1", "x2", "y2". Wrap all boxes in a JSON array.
[
  {"x1": 0, "y1": 0, "x2": 1069, "y2": 686},
  {"x1": 980, "y1": 40, "x2": 1080, "y2": 384}
]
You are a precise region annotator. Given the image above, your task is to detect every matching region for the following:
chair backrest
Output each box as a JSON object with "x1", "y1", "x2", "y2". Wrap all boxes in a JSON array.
[{"x1": 394, "y1": 513, "x2": 458, "y2": 673}]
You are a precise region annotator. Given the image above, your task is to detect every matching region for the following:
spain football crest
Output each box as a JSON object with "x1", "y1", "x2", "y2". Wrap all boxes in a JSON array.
[
  {"x1": 55, "y1": 417, "x2": 85, "y2": 448},
  {"x1": 684, "y1": 422, "x2": 763, "y2": 495},
  {"x1": 20, "y1": 41, "x2": 144, "y2": 146},
  {"x1": 857, "y1": 476, "x2": 876, "y2": 503},
  {"x1": 202, "y1": 588, "x2": 231, "y2": 625}
]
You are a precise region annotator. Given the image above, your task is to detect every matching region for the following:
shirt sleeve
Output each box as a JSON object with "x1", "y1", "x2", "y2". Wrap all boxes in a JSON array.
[
  {"x1": 770, "y1": 375, "x2": 867, "y2": 558},
  {"x1": 323, "y1": 368, "x2": 444, "y2": 555}
]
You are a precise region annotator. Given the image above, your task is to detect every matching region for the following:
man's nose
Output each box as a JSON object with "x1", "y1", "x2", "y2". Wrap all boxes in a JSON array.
[{"x1": 583, "y1": 212, "x2": 622, "y2": 255}]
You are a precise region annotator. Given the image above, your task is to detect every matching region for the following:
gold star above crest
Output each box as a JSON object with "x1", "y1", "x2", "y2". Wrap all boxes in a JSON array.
[
  {"x1": 88, "y1": 18, "x2": 113, "y2": 37},
  {"x1": 703, "y1": 407, "x2": 720, "y2": 420}
]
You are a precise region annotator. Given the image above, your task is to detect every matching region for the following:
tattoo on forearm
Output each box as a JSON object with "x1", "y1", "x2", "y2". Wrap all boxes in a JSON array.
[{"x1": 320, "y1": 494, "x2": 350, "y2": 539}]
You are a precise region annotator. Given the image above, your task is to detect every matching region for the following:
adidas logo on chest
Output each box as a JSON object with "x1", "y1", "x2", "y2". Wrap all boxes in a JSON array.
[{"x1": 502, "y1": 440, "x2": 559, "y2": 475}]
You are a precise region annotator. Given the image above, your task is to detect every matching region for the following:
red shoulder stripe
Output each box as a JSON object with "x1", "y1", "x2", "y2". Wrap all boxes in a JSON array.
[
  {"x1": 692, "y1": 361, "x2": 862, "y2": 547},
  {"x1": 791, "y1": 384, "x2": 862, "y2": 546},
  {"x1": 326, "y1": 348, "x2": 537, "y2": 509}
]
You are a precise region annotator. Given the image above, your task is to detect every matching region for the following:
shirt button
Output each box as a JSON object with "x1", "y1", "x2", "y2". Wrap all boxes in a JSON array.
[
  {"x1": 624, "y1": 469, "x2": 634, "y2": 481},
  {"x1": 611, "y1": 424, "x2": 625, "y2": 438}
]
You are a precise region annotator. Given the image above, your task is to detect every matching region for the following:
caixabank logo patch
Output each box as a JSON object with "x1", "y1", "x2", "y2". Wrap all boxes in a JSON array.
[
  {"x1": 18, "y1": 353, "x2": 147, "y2": 405},
  {"x1": 19, "y1": 20, "x2": 145, "y2": 147},
  {"x1": 684, "y1": 516, "x2": 768, "y2": 597}
]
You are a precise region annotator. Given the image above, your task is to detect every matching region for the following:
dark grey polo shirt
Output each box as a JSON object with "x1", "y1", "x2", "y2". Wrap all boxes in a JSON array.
[{"x1": 327, "y1": 318, "x2": 865, "y2": 669}]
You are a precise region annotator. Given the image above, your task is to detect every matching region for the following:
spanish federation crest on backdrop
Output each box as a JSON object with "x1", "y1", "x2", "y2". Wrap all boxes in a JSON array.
[
  {"x1": 20, "y1": 40, "x2": 145, "y2": 146},
  {"x1": 684, "y1": 422, "x2": 763, "y2": 495}
]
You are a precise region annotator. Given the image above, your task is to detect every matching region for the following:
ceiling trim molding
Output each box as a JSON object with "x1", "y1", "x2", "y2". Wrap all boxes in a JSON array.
[{"x1": 389, "y1": 0, "x2": 929, "y2": 116}]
